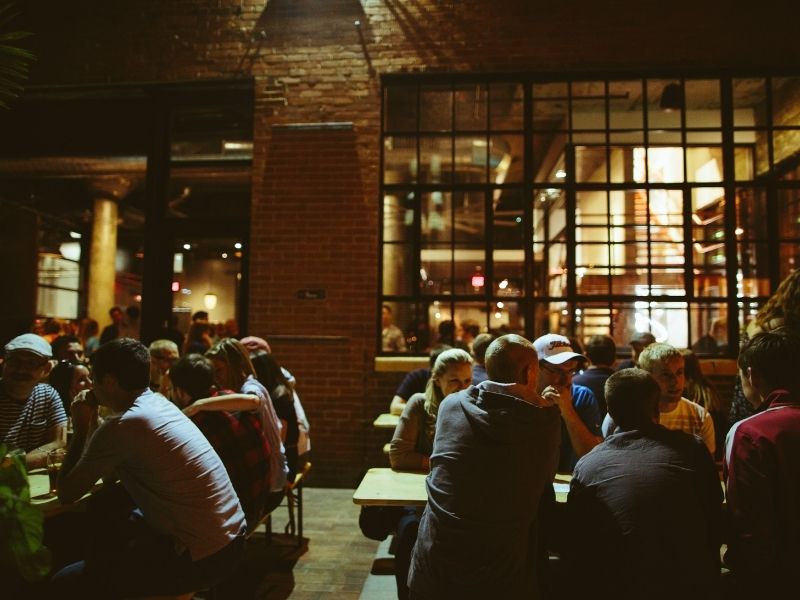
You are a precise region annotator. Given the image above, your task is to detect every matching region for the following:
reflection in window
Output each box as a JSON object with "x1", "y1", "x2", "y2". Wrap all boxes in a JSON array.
[{"x1": 381, "y1": 75, "x2": 800, "y2": 354}]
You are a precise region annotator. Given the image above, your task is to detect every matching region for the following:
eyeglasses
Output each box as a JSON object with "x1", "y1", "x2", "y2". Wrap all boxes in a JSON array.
[{"x1": 540, "y1": 361, "x2": 579, "y2": 378}]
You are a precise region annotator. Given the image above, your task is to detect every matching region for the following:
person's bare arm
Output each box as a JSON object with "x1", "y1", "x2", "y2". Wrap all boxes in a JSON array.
[
  {"x1": 182, "y1": 393, "x2": 260, "y2": 417},
  {"x1": 25, "y1": 425, "x2": 67, "y2": 470},
  {"x1": 389, "y1": 395, "x2": 407, "y2": 416},
  {"x1": 546, "y1": 384, "x2": 602, "y2": 459}
]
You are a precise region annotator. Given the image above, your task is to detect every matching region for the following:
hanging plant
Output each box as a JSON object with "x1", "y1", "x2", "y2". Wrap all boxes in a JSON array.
[{"x1": 0, "y1": 2, "x2": 34, "y2": 109}]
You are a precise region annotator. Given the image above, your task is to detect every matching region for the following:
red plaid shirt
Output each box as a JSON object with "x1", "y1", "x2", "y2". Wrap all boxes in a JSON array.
[{"x1": 191, "y1": 407, "x2": 271, "y2": 531}]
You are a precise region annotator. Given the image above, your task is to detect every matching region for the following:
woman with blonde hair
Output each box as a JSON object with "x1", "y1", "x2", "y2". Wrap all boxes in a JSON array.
[
  {"x1": 730, "y1": 269, "x2": 800, "y2": 426},
  {"x1": 387, "y1": 347, "x2": 472, "y2": 600},
  {"x1": 203, "y1": 338, "x2": 288, "y2": 513}
]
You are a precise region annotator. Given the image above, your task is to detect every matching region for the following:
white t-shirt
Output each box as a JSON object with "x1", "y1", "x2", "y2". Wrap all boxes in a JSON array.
[
  {"x1": 79, "y1": 389, "x2": 245, "y2": 560},
  {"x1": 602, "y1": 397, "x2": 715, "y2": 455}
]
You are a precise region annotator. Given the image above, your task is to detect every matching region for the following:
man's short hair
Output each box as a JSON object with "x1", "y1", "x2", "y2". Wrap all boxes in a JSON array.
[
  {"x1": 738, "y1": 328, "x2": 800, "y2": 395},
  {"x1": 629, "y1": 331, "x2": 656, "y2": 349},
  {"x1": 149, "y1": 339, "x2": 179, "y2": 359},
  {"x1": 169, "y1": 354, "x2": 215, "y2": 401},
  {"x1": 108, "y1": 306, "x2": 122, "y2": 317},
  {"x1": 585, "y1": 335, "x2": 616, "y2": 366},
  {"x1": 485, "y1": 334, "x2": 537, "y2": 384},
  {"x1": 192, "y1": 311, "x2": 209, "y2": 322},
  {"x1": 472, "y1": 333, "x2": 495, "y2": 363},
  {"x1": 605, "y1": 368, "x2": 661, "y2": 430},
  {"x1": 462, "y1": 321, "x2": 480, "y2": 339},
  {"x1": 638, "y1": 342, "x2": 682, "y2": 373},
  {"x1": 90, "y1": 338, "x2": 150, "y2": 391},
  {"x1": 50, "y1": 335, "x2": 80, "y2": 360}
]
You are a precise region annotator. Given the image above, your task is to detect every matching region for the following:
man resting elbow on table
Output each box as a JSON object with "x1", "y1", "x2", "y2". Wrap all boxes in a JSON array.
[
  {"x1": 54, "y1": 338, "x2": 245, "y2": 598},
  {"x1": 0, "y1": 334, "x2": 67, "y2": 470}
]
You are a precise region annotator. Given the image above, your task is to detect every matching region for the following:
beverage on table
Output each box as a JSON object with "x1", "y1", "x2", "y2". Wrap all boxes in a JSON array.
[{"x1": 47, "y1": 448, "x2": 66, "y2": 496}]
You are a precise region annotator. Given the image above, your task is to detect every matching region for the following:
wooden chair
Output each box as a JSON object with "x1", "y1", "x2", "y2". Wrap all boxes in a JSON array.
[{"x1": 265, "y1": 461, "x2": 312, "y2": 547}]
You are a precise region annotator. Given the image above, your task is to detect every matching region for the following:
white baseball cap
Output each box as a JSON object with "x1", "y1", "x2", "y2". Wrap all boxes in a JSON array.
[{"x1": 533, "y1": 333, "x2": 586, "y2": 365}]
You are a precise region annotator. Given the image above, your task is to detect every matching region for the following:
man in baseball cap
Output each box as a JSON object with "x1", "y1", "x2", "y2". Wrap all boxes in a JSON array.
[
  {"x1": 533, "y1": 333, "x2": 603, "y2": 473},
  {"x1": 1, "y1": 333, "x2": 67, "y2": 468}
]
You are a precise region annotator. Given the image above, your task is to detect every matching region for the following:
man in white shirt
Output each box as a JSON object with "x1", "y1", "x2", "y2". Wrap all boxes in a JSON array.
[{"x1": 54, "y1": 338, "x2": 245, "y2": 598}]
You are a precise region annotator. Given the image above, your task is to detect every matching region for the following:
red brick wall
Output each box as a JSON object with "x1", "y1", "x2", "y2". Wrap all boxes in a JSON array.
[{"x1": 18, "y1": 0, "x2": 800, "y2": 485}]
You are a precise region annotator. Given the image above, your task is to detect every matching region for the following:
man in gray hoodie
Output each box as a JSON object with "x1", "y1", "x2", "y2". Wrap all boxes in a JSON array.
[{"x1": 408, "y1": 334, "x2": 562, "y2": 599}]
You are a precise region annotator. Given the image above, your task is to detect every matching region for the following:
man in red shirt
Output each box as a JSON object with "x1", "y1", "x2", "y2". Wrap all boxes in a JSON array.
[{"x1": 725, "y1": 329, "x2": 800, "y2": 593}]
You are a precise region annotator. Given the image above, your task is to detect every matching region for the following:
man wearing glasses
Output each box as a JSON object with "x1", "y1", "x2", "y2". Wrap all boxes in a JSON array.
[
  {"x1": 0, "y1": 333, "x2": 67, "y2": 468},
  {"x1": 533, "y1": 334, "x2": 603, "y2": 473}
]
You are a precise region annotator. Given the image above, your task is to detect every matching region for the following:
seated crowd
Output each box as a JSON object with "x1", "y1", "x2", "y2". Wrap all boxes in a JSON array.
[{"x1": 0, "y1": 323, "x2": 310, "y2": 598}]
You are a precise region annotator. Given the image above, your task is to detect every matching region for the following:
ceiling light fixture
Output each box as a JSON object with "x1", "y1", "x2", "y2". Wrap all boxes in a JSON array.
[{"x1": 660, "y1": 83, "x2": 684, "y2": 112}]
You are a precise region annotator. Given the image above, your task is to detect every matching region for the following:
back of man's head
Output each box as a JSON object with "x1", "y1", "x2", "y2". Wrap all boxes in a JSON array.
[
  {"x1": 149, "y1": 339, "x2": 179, "y2": 360},
  {"x1": 169, "y1": 354, "x2": 215, "y2": 401},
  {"x1": 485, "y1": 334, "x2": 538, "y2": 384},
  {"x1": 605, "y1": 368, "x2": 661, "y2": 430},
  {"x1": 428, "y1": 344, "x2": 452, "y2": 367},
  {"x1": 585, "y1": 335, "x2": 616, "y2": 367},
  {"x1": 739, "y1": 328, "x2": 800, "y2": 395},
  {"x1": 91, "y1": 338, "x2": 150, "y2": 391},
  {"x1": 472, "y1": 333, "x2": 495, "y2": 365},
  {"x1": 638, "y1": 342, "x2": 682, "y2": 373}
]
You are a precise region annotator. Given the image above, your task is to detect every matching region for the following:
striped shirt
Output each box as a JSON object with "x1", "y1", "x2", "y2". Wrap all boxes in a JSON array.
[
  {"x1": 660, "y1": 397, "x2": 716, "y2": 455},
  {"x1": 0, "y1": 382, "x2": 67, "y2": 452}
]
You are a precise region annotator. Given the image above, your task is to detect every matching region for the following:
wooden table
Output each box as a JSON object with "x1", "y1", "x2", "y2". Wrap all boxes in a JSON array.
[
  {"x1": 353, "y1": 468, "x2": 428, "y2": 506},
  {"x1": 28, "y1": 469, "x2": 100, "y2": 518},
  {"x1": 373, "y1": 413, "x2": 400, "y2": 430},
  {"x1": 353, "y1": 468, "x2": 573, "y2": 507}
]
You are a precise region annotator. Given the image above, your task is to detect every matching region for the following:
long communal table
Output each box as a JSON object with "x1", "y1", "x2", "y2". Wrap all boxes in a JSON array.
[
  {"x1": 28, "y1": 469, "x2": 100, "y2": 518},
  {"x1": 373, "y1": 413, "x2": 400, "y2": 430},
  {"x1": 353, "y1": 468, "x2": 573, "y2": 507}
]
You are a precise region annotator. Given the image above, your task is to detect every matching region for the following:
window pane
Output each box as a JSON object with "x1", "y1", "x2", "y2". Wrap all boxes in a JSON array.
[
  {"x1": 576, "y1": 190, "x2": 608, "y2": 227},
  {"x1": 686, "y1": 147, "x2": 724, "y2": 182},
  {"x1": 693, "y1": 271, "x2": 727, "y2": 297},
  {"x1": 454, "y1": 247, "x2": 486, "y2": 295},
  {"x1": 493, "y1": 249, "x2": 524, "y2": 297},
  {"x1": 453, "y1": 191, "x2": 485, "y2": 244},
  {"x1": 737, "y1": 300, "x2": 764, "y2": 340},
  {"x1": 609, "y1": 80, "x2": 643, "y2": 130},
  {"x1": 609, "y1": 260, "x2": 647, "y2": 295},
  {"x1": 383, "y1": 191, "x2": 414, "y2": 242},
  {"x1": 421, "y1": 191, "x2": 452, "y2": 242},
  {"x1": 384, "y1": 136, "x2": 417, "y2": 184},
  {"x1": 651, "y1": 269, "x2": 685, "y2": 295},
  {"x1": 689, "y1": 304, "x2": 729, "y2": 355},
  {"x1": 419, "y1": 136, "x2": 452, "y2": 184},
  {"x1": 575, "y1": 146, "x2": 607, "y2": 182},
  {"x1": 571, "y1": 81, "x2": 606, "y2": 130},
  {"x1": 493, "y1": 188, "x2": 525, "y2": 249},
  {"x1": 734, "y1": 145, "x2": 755, "y2": 181},
  {"x1": 491, "y1": 134, "x2": 524, "y2": 183},
  {"x1": 454, "y1": 135, "x2": 487, "y2": 183},
  {"x1": 454, "y1": 84, "x2": 487, "y2": 131},
  {"x1": 611, "y1": 303, "x2": 648, "y2": 351},
  {"x1": 454, "y1": 302, "x2": 488, "y2": 341},
  {"x1": 420, "y1": 245, "x2": 452, "y2": 295},
  {"x1": 779, "y1": 189, "x2": 800, "y2": 238},
  {"x1": 533, "y1": 82, "x2": 568, "y2": 131},
  {"x1": 733, "y1": 78, "x2": 767, "y2": 127},
  {"x1": 647, "y1": 79, "x2": 682, "y2": 130},
  {"x1": 609, "y1": 146, "x2": 636, "y2": 183},
  {"x1": 646, "y1": 147, "x2": 684, "y2": 183},
  {"x1": 384, "y1": 86, "x2": 417, "y2": 132},
  {"x1": 649, "y1": 301, "x2": 689, "y2": 348},
  {"x1": 574, "y1": 303, "x2": 614, "y2": 341},
  {"x1": 737, "y1": 242, "x2": 770, "y2": 297},
  {"x1": 576, "y1": 266, "x2": 610, "y2": 295},
  {"x1": 533, "y1": 188, "x2": 566, "y2": 242},
  {"x1": 490, "y1": 82, "x2": 523, "y2": 130},
  {"x1": 381, "y1": 301, "x2": 412, "y2": 353},
  {"x1": 648, "y1": 189, "x2": 684, "y2": 226},
  {"x1": 420, "y1": 85, "x2": 452, "y2": 131},
  {"x1": 382, "y1": 244, "x2": 414, "y2": 296},
  {"x1": 736, "y1": 188, "x2": 768, "y2": 240},
  {"x1": 489, "y1": 300, "x2": 524, "y2": 335},
  {"x1": 771, "y1": 77, "x2": 800, "y2": 127},
  {"x1": 685, "y1": 80, "x2": 720, "y2": 129},
  {"x1": 780, "y1": 243, "x2": 800, "y2": 280},
  {"x1": 37, "y1": 287, "x2": 78, "y2": 319},
  {"x1": 428, "y1": 301, "x2": 454, "y2": 345}
]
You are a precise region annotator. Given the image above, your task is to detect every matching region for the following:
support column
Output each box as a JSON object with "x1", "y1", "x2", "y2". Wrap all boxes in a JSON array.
[{"x1": 88, "y1": 197, "x2": 118, "y2": 329}]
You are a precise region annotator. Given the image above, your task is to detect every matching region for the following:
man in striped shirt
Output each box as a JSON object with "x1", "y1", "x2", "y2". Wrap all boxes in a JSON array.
[{"x1": 0, "y1": 333, "x2": 67, "y2": 468}]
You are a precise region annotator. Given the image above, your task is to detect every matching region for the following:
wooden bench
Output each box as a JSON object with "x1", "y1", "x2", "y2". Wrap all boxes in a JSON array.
[{"x1": 256, "y1": 461, "x2": 312, "y2": 547}]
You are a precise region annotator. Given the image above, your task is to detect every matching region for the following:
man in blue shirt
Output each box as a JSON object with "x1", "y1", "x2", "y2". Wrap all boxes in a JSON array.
[{"x1": 533, "y1": 334, "x2": 603, "y2": 473}]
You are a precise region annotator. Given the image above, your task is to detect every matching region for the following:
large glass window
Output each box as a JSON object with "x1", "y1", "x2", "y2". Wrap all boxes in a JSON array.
[{"x1": 380, "y1": 75, "x2": 800, "y2": 355}]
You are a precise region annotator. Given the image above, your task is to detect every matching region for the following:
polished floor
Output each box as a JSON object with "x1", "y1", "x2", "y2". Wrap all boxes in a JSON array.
[{"x1": 213, "y1": 487, "x2": 394, "y2": 599}]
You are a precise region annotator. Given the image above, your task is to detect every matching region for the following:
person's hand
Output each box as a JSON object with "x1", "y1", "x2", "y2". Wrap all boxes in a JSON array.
[
  {"x1": 71, "y1": 389, "x2": 99, "y2": 436},
  {"x1": 539, "y1": 385, "x2": 560, "y2": 408}
]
